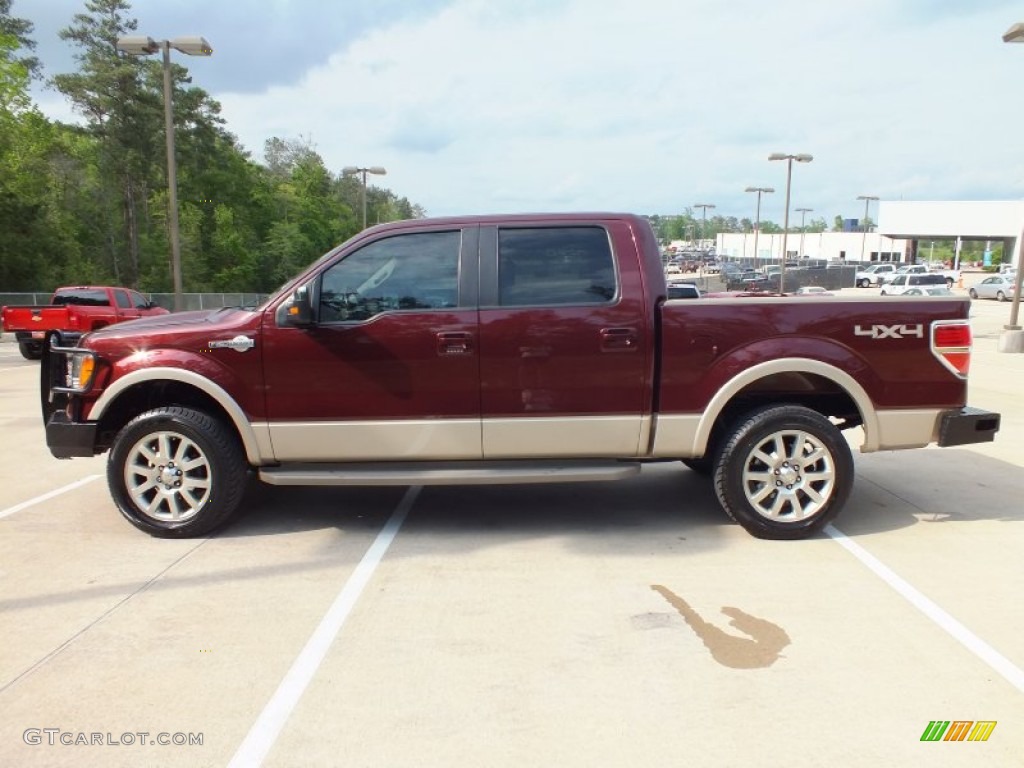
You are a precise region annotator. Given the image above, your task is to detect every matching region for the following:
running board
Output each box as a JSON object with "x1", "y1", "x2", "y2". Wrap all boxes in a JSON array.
[{"x1": 258, "y1": 460, "x2": 642, "y2": 487}]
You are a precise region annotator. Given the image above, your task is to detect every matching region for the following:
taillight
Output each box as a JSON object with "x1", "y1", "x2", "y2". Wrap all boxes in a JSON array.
[{"x1": 931, "y1": 320, "x2": 971, "y2": 378}]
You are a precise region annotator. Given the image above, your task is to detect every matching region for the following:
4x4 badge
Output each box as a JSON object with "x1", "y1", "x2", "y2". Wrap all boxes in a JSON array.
[
  {"x1": 854, "y1": 324, "x2": 924, "y2": 339},
  {"x1": 207, "y1": 335, "x2": 255, "y2": 352}
]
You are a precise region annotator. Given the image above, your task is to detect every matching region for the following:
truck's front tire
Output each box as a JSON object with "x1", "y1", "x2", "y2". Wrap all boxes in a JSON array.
[
  {"x1": 713, "y1": 405, "x2": 853, "y2": 540},
  {"x1": 107, "y1": 407, "x2": 247, "y2": 538},
  {"x1": 18, "y1": 341, "x2": 42, "y2": 360}
]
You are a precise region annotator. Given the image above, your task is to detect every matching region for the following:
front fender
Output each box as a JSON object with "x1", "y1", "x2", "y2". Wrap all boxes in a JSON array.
[{"x1": 88, "y1": 361, "x2": 268, "y2": 465}]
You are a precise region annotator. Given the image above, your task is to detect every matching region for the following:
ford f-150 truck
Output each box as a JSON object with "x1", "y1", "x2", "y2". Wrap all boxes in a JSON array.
[
  {"x1": 2, "y1": 286, "x2": 169, "y2": 360},
  {"x1": 40, "y1": 213, "x2": 1000, "y2": 540}
]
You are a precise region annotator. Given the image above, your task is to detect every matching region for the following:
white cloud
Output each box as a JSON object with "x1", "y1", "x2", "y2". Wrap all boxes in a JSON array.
[{"x1": 36, "y1": 0, "x2": 1024, "y2": 221}]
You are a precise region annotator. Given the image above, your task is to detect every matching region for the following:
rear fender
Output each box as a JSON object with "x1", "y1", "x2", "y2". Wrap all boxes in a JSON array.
[{"x1": 693, "y1": 357, "x2": 878, "y2": 453}]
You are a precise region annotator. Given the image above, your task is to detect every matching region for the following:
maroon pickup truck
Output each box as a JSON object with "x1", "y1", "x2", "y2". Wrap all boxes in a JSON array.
[
  {"x1": 41, "y1": 213, "x2": 999, "y2": 540},
  {"x1": 2, "y1": 286, "x2": 168, "y2": 360}
]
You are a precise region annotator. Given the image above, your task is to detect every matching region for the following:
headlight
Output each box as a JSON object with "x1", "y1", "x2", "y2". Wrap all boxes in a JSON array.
[
  {"x1": 72, "y1": 354, "x2": 95, "y2": 389},
  {"x1": 55, "y1": 350, "x2": 98, "y2": 393}
]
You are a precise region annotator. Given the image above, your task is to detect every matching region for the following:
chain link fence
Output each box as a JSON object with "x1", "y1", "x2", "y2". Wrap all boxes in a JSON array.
[{"x1": 0, "y1": 292, "x2": 266, "y2": 311}]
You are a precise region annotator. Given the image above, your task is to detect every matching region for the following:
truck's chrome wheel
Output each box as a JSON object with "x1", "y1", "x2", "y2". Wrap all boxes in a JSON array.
[
  {"x1": 108, "y1": 407, "x2": 247, "y2": 538},
  {"x1": 124, "y1": 430, "x2": 211, "y2": 523},
  {"x1": 714, "y1": 405, "x2": 853, "y2": 539},
  {"x1": 739, "y1": 429, "x2": 836, "y2": 523}
]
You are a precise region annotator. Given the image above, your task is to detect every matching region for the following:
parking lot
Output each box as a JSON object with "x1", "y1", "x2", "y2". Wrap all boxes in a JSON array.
[{"x1": 1, "y1": 284, "x2": 1022, "y2": 767}]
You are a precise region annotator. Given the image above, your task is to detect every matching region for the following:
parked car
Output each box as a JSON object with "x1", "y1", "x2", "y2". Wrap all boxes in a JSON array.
[
  {"x1": 880, "y1": 264, "x2": 959, "y2": 288},
  {"x1": 903, "y1": 287, "x2": 955, "y2": 297},
  {"x1": 969, "y1": 275, "x2": 1017, "y2": 302},
  {"x1": 794, "y1": 286, "x2": 833, "y2": 296},
  {"x1": 666, "y1": 281, "x2": 701, "y2": 299},
  {"x1": 1, "y1": 285, "x2": 169, "y2": 360},
  {"x1": 726, "y1": 270, "x2": 774, "y2": 291},
  {"x1": 41, "y1": 212, "x2": 999, "y2": 541},
  {"x1": 855, "y1": 263, "x2": 898, "y2": 287},
  {"x1": 879, "y1": 274, "x2": 948, "y2": 296}
]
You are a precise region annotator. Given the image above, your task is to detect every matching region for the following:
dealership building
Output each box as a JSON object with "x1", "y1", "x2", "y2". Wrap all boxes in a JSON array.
[{"x1": 716, "y1": 200, "x2": 1024, "y2": 268}]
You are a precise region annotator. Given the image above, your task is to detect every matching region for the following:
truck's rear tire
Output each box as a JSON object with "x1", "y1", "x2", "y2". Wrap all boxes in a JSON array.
[
  {"x1": 713, "y1": 405, "x2": 853, "y2": 540},
  {"x1": 18, "y1": 341, "x2": 42, "y2": 360},
  {"x1": 107, "y1": 407, "x2": 247, "y2": 538}
]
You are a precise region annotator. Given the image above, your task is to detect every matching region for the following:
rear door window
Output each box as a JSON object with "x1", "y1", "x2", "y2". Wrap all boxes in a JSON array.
[{"x1": 497, "y1": 227, "x2": 616, "y2": 306}]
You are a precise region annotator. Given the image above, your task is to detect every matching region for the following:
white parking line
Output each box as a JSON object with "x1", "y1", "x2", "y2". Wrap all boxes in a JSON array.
[
  {"x1": 826, "y1": 524, "x2": 1024, "y2": 694},
  {"x1": 228, "y1": 485, "x2": 421, "y2": 768},
  {"x1": 0, "y1": 475, "x2": 102, "y2": 520}
]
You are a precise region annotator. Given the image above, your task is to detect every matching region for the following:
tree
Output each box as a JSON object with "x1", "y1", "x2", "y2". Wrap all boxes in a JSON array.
[
  {"x1": 52, "y1": 0, "x2": 159, "y2": 287},
  {"x1": 0, "y1": 0, "x2": 41, "y2": 78}
]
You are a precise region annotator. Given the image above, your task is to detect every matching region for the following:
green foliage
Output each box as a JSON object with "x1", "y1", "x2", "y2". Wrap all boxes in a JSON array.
[{"x1": 0, "y1": 0, "x2": 424, "y2": 295}]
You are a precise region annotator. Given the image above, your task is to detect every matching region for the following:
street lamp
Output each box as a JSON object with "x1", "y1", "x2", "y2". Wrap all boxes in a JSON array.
[
  {"x1": 116, "y1": 35, "x2": 213, "y2": 312},
  {"x1": 694, "y1": 203, "x2": 715, "y2": 251},
  {"x1": 795, "y1": 207, "x2": 813, "y2": 258},
  {"x1": 1000, "y1": 23, "x2": 1024, "y2": 342},
  {"x1": 768, "y1": 153, "x2": 813, "y2": 293},
  {"x1": 342, "y1": 166, "x2": 387, "y2": 229},
  {"x1": 744, "y1": 186, "x2": 774, "y2": 269},
  {"x1": 857, "y1": 195, "x2": 879, "y2": 263}
]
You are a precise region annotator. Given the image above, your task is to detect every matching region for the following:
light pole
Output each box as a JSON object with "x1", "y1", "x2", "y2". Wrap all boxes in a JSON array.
[
  {"x1": 116, "y1": 35, "x2": 213, "y2": 312},
  {"x1": 342, "y1": 166, "x2": 387, "y2": 229},
  {"x1": 1000, "y1": 22, "x2": 1024, "y2": 340},
  {"x1": 768, "y1": 153, "x2": 813, "y2": 293},
  {"x1": 795, "y1": 207, "x2": 813, "y2": 258},
  {"x1": 744, "y1": 186, "x2": 774, "y2": 269},
  {"x1": 694, "y1": 203, "x2": 715, "y2": 252},
  {"x1": 857, "y1": 195, "x2": 879, "y2": 263}
]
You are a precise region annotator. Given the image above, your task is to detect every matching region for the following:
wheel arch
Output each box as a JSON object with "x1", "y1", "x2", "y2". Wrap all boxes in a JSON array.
[
  {"x1": 88, "y1": 368, "x2": 266, "y2": 464},
  {"x1": 693, "y1": 358, "x2": 879, "y2": 455}
]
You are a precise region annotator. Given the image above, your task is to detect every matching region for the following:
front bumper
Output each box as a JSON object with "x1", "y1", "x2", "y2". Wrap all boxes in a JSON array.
[
  {"x1": 937, "y1": 407, "x2": 1001, "y2": 447},
  {"x1": 45, "y1": 412, "x2": 99, "y2": 458}
]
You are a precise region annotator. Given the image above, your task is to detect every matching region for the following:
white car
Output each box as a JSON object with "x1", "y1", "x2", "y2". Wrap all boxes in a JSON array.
[
  {"x1": 855, "y1": 263, "x2": 897, "y2": 287},
  {"x1": 903, "y1": 286, "x2": 954, "y2": 296},
  {"x1": 969, "y1": 275, "x2": 1017, "y2": 302},
  {"x1": 879, "y1": 274, "x2": 948, "y2": 296},
  {"x1": 666, "y1": 281, "x2": 701, "y2": 299}
]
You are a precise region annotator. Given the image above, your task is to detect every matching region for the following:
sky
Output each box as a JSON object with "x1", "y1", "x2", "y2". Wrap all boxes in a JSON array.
[{"x1": 19, "y1": 0, "x2": 1024, "y2": 224}]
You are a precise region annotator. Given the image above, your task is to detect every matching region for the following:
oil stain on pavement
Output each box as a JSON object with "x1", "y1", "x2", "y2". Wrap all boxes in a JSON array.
[{"x1": 650, "y1": 585, "x2": 791, "y2": 669}]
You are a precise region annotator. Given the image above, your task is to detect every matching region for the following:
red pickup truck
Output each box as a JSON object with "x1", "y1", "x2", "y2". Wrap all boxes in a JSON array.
[
  {"x1": 41, "y1": 213, "x2": 999, "y2": 540},
  {"x1": 3, "y1": 286, "x2": 169, "y2": 360}
]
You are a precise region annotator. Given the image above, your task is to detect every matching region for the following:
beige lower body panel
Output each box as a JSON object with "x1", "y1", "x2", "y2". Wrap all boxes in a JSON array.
[
  {"x1": 482, "y1": 415, "x2": 649, "y2": 458},
  {"x1": 263, "y1": 415, "x2": 649, "y2": 463},
  {"x1": 867, "y1": 408, "x2": 943, "y2": 451},
  {"x1": 649, "y1": 408, "x2": 944, "y2": 458},
  {"x1": 267, "y1": 419, "x2": 482, "y2": 462}
]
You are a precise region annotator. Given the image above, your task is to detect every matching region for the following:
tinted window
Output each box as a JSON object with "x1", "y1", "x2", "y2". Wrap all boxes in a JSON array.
[
  {"x1": 52, "y1": 289, "x2": 110, "y2": 307},
  {"x1": 497, "y1": 227, "x2": 616, "y2": 306},
  {"x1": 910, "y1": 274, "x2": 946, "y2": 285},
  {"x1": 319, "y1": 231, "x2": 460, "y2": 322},
  {"x1": 114, "y1": 289, "x2": 132, "y2": 309},
  {"x1": 130, "y1": 291, "x2": 150, "y2": 310}
]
